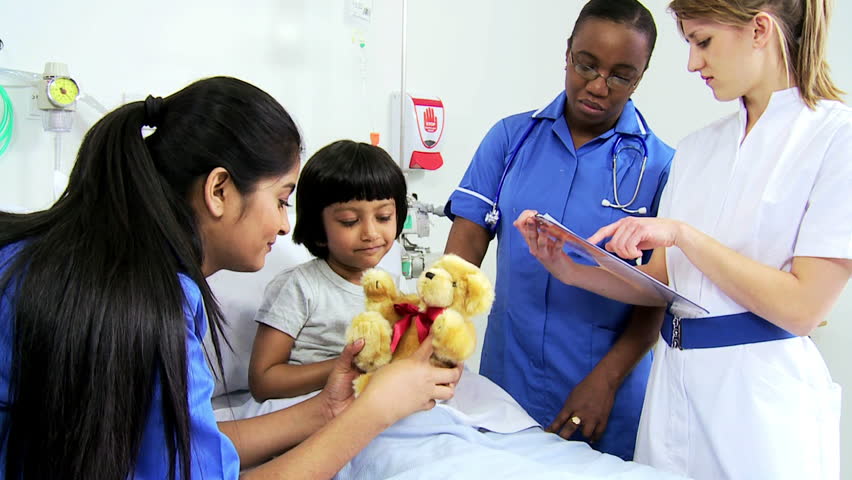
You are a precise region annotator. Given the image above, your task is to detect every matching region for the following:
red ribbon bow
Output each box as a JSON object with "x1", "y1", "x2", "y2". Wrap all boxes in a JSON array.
[{"x1": 390, "y1": 303, "x2": 445, "y2": 353}]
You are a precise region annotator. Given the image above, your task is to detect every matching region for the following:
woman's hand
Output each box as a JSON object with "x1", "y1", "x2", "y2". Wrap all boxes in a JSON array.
[
  {"x1": 320, "y1": 339, "x2": 366, "y2": 421},
  {"x1": 546, "y1": 371, "x2": 617, "y2": 443},
  {"x1": 513, "y1": 210, "x2": 578, "y2": 283},
  {"x1": 358, "y1": 337, "x2": 462, "y2": 426},
  {"x1": 587, "y1": 216, "x2": 683, "y2": 260}
]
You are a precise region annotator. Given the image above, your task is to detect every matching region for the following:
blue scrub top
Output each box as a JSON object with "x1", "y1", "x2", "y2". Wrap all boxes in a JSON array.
[
  {"x1": 0, "y1": 242, "x2": 240, "y2": 478},
  {"x1": 446, "y1": 92, "x2": 674, "y2": 460}
]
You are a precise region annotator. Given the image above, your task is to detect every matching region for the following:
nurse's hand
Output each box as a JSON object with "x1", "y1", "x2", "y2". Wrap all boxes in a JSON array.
[
  {"x1": 547, "y1": 372, "x2": 616, "y2": 443},
  {"x1": 320, "y1": 339, "x2": 366, "y2": 420},
  {"x1": 513, "y1": 210, "x2": 578, "y2": 283},
  {"x1": 587, "y1": 216, "x2": 683, "y2": 260},
  {"x1": 357, "y1": 337, "x2": 461, "y2": 426}
]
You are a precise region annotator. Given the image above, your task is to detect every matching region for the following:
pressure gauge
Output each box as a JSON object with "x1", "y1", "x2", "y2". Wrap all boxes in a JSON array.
[
  {"x1": 36, "y1": 62, "x2": 79, "y2": 111},
  {"x1": 46, "y1": 76, "x2": 79, "y2": 108}
]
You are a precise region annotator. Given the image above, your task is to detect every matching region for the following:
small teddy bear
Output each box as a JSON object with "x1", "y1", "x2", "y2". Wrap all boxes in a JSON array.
[{"x1": 345, "y1": 254, "x2": 494, "y2": 395}]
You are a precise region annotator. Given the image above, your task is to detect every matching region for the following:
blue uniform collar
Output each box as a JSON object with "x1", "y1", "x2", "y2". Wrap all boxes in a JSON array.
[{"x1": 534, "y1": 91, "x2": 648, "y2": 139}]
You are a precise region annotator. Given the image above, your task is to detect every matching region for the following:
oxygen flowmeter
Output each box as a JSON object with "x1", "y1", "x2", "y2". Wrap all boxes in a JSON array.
[{"x1": 37, "y1": 62, "x2": 78, "y2": 111}]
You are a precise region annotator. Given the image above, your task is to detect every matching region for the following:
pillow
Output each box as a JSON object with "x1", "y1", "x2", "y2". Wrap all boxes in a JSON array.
[
  {"x1": 205, "y1": 233, "x2": 313, "y2": 397},
  {"x1": 204, "y1": 222, "x2": 403, "y2": 398}
]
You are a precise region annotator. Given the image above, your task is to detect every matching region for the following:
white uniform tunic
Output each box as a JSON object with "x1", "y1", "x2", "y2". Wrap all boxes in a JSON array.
[{"x1": 634, "y1": 88, "x2": 851, "y2": 480}]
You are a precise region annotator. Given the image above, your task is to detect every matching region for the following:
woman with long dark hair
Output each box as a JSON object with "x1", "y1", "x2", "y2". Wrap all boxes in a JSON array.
[{"x1": 0, "y1": 76, "x2": 460, "y2": 479}]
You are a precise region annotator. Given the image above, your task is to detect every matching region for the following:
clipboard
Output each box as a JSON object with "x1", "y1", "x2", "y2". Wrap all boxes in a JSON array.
[{"x1": 534, "y1": 213, "x2": 708, "y2": 318}]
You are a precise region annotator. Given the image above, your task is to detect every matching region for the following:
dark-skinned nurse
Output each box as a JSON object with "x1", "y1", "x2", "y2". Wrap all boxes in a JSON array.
[{"x1": 444, "y1": 0, "x2": 673, "y2": 460}]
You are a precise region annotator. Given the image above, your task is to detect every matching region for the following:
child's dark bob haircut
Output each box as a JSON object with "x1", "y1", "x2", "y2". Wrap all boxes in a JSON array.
[{"x1": 293, "y1": 140, "x2": 408, "y2": 259}]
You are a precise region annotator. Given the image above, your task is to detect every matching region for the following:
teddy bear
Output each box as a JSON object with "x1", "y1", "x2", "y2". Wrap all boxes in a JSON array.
[{"x1": 345, "y1": 254, "x2": 494, "y2": 395}]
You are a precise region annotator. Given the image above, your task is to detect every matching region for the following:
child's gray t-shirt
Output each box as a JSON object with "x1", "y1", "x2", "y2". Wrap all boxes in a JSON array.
[{"x1": 254, "y1": 258, "x2": 367, "y2": 365}]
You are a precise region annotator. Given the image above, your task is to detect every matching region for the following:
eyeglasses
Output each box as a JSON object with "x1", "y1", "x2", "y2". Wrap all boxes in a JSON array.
[{"x1": 568, "y1": 51, "x2": 638, "y2": 91}]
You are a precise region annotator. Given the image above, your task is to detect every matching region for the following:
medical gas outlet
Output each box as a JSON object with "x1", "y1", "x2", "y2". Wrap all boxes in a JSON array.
[
  {"x1": 399, "y1": 194, "x2": 446, "y2": 279},
  {"x1": 390, "y1": 93, "x2": 445, "y2": 171}
]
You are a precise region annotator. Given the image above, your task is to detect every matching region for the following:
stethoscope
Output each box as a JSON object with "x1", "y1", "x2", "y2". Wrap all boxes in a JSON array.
[{"x1": 483, "y1": 111, "x2": 650, "y2": 232}]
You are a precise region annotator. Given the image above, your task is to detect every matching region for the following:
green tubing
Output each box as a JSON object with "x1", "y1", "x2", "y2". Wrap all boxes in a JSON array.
[{"x1": 0, "y1": 85, "x2": 13, "y2": 157}]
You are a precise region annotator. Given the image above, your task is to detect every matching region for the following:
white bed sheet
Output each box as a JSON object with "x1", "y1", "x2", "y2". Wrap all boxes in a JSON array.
[
  {"x1": 212, "y1": 368, "x2": 537, "y2": 430},
  {"x1": 213, "y1": 369, "x2": 689, "y2": 479},
  {"x1": 336, "y1": 408, "x2": 685, "y2": 480}
]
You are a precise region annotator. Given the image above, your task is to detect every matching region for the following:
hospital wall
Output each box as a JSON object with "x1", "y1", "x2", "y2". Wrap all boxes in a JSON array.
[{"x1": 1, "y1": 0, "x2": 850, "y2": 474}]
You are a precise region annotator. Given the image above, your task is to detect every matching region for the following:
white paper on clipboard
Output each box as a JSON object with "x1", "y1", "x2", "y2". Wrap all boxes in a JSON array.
[{"x1": 534, "y1": 213, "x2": 708, "y2": 318}]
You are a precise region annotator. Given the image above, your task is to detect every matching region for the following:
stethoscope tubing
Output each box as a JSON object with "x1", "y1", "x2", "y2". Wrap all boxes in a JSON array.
[
  {"x1": 486, "y1": 112, "x2": 649, "y2": 231},
  {"x1": 605, "y1": 136, "x2": 648, "y2": 213}
]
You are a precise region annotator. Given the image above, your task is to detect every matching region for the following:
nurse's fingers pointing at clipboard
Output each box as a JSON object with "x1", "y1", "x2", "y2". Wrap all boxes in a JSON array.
[
  {"x1": 607, "y1": 220, "x2": 644, "y2": 259},
  {"x1": 588, "y1": 217, "x2": 645, "y2": 259},
  {"x1": 591, "y1": 216, "x2": 684, "y2": 259},
  {"x1": 587, "y1": 219, "x2": 623, "y2": 247}
]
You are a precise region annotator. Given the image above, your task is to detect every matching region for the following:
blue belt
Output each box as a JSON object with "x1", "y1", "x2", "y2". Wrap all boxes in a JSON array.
[{"x1": 661, "y1": 311, "x2": 796, "y2": 349}]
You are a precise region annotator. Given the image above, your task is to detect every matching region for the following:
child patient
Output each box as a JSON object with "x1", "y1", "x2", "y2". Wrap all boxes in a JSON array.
[{"x1": 248, "y1": 140, "x2": 407, "y2": 401}]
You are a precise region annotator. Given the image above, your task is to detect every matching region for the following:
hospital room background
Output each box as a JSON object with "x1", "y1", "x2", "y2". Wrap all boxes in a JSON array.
[{"x1": 1, "y1": 0, "x2": 850, "y2": 474}]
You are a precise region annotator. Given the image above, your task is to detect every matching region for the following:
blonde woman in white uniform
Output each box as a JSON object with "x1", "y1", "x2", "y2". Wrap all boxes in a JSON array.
[{"x1": 513, "y1": 0, "x2": 851, "y2": 478}]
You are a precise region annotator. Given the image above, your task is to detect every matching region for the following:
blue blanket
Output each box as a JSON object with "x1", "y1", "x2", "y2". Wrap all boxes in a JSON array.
[{"x1": 335, "y1": 406, "x2": 688, "y2": 479}]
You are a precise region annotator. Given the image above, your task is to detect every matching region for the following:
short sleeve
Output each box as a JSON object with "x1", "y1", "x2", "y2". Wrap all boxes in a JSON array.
[
  {"x1": 794, "y1": 118, "x2": 852, "y2": 259},
  {"x1": 254, "y1": 266, "x2": 313, "y2": 338},
  {"x1": 444, "y1": 119, "x2": 513, "y2": 229}
]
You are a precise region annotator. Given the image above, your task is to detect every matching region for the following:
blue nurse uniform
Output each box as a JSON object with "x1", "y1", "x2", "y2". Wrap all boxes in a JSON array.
[{"x1": 445, "y1": 91, "x2": 674, "y2": 460}]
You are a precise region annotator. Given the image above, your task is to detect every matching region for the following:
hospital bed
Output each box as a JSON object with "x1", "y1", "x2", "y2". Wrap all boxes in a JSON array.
[{"x1": 205, "y1": 223, "x2": 688, "y2": 479}]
